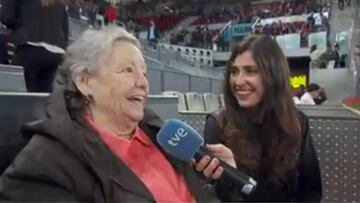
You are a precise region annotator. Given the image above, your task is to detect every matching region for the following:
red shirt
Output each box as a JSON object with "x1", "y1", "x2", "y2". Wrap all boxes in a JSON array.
[{"x1": 84, "y1": 115, "x2": 195, "y2": 203}]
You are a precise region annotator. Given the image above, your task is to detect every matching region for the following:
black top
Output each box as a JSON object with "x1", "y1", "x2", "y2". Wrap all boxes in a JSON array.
[
  {"x1": 0, "y1": 87, "x2": 219, "y2": 202},
  {"x1": 204, "y1": 109, "x2": 323, "y2": 202},
  {"x1": 0, "y1": 0, "x2": 69, "y2": 49}
]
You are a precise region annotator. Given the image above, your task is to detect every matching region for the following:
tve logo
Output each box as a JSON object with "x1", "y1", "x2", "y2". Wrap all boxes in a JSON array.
[{"x1": 167, "y1": 128, "x2": 188, "y2": 146}]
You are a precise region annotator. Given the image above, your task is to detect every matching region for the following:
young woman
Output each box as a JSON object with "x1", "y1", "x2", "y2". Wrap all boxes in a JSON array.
[{"x1": 195, "y1": 35, "x2": 322, "y2": 202}]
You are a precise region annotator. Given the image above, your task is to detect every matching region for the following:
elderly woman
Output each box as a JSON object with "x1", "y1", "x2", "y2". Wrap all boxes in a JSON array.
[{"x1": 0, "y1": 26, "x2": 218, "y2": 202}]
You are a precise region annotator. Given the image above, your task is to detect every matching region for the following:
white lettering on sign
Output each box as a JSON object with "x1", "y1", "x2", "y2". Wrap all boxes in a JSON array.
[{"x1": 167, "y1": 128, "x2": 188, "y2": 146}]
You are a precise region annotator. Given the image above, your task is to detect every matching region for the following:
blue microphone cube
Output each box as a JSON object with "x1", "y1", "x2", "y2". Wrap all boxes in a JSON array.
[{"x1": 157, "y1": 119, "x2": 204, "y2": 161}]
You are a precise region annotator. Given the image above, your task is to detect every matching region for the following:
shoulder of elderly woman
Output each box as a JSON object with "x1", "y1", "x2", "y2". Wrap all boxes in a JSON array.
[
  {"x1": 140, "y1": 107, "x2": 164, "y2": 128},
  {"x1": 0, "y1": 133, "x2": 92, "y2": 202}
]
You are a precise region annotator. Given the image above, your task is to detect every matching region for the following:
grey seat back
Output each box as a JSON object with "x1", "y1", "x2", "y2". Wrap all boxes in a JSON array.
[
  {"x1": 0, "y1": 93, "x2": 48, "y2": 174},
  {"x1": 162, "y1": 91, "x2": 188, "y2": 112},
  {"x1": 0, "y1": 65, "x2": 26, "y2": 92},
  {"x1": 185, "y1": 92, "x2": 205, "y2": 112},
  {"x1": 203, "y1": 93, "x2": 220, "y2": 113}
]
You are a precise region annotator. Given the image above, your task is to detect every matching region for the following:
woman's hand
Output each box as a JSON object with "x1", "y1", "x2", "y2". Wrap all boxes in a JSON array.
[{"x1": 192, "y1": 144, "x2": 236, "y2": 179}]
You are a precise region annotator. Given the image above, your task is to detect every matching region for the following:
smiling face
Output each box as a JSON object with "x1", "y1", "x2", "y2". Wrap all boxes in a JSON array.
[
  {"x1": 78, "y1": 41, "x2": 149, "y2": 122},
  {"x1": 229, "y1": 51, "x2": 265, "y2": 109}
]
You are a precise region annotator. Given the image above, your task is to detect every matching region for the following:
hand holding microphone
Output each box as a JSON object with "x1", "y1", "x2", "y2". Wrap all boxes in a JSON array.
[
  {"x1": 157, "y1": 119, "x2": 257, "y2": 195},
  {"x1": 192, "y1": 144, "x2": 236, "y2": 180}
]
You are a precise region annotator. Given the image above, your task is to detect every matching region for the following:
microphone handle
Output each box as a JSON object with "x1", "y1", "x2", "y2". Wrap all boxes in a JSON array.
[{"x1": 195, "y1": 147, "x2": 257, "y2": 195}]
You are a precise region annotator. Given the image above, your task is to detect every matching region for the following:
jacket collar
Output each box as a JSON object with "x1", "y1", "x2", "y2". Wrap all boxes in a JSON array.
[{"x1": 74, "y1": 114, "x2": 155, "y2": 202}]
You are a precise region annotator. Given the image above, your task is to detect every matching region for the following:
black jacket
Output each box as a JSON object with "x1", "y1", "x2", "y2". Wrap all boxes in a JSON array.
[
  {"x1": 0, "y1": 0, "x2": 69, "y2": 49},
  {"x1": 0, "y1": 33, "x2": 10, "y2": 64},
  {"x1": 204, "y1": 109, "x2": 322, "y2": 202},
  {"x1": 147, "y1": 26, "x2": 160, "y2": 41},
  {"x1": 0, "y1": 87, "x2": 219, "y2": 202}
]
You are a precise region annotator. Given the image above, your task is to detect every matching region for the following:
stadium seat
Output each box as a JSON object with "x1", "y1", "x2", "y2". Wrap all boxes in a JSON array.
[
  {"x1": 0, "y1": 92, "x2": 48, "y2": 174},
  {"x1": 162, "y1": 91, "x2": 188, "y2": 112},
  {"x1": 185, "y1": 92, "x2": 205, "y2": 112},
  {"x1": 219, "y1": 94, "x2": 225, "y2": 107},
  {"x1": 203, "y1": 93, "x2": 220, "y2": 113},
  {"x1": 0, "y1": 64, "x2": 26, "y2": 92}
]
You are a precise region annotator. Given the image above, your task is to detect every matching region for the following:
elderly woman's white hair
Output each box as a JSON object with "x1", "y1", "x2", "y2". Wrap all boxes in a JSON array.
[{"x1": 55, "y1": 26, "x2": 141, "y2": 109}]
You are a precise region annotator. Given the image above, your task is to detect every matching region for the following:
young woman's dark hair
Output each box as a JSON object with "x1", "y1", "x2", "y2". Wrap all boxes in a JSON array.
[
  {"x1": 221, "y1": 35, "x2": 301, "y2": 179},
  {"x1": 40, "y1": 0, "x2": 56, "y2": 7},
  {"x1": 307, "y1": 83, "x2": 320, "y2": 92}
]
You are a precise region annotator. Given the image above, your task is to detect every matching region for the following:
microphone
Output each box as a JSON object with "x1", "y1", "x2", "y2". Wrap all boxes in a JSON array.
[{"x1": 157, "y1": 119, "x2": 257, "y2": 195}]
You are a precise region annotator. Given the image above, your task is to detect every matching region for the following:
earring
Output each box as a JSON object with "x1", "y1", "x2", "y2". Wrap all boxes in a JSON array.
[{"x1": 85, "y1": 94, "x2": 92, "y2": 105}]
